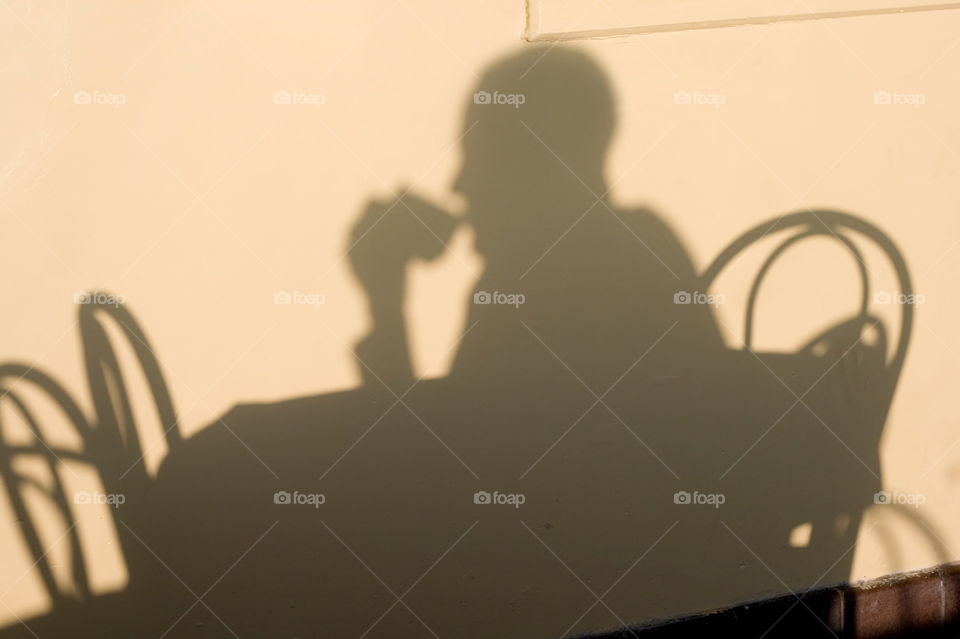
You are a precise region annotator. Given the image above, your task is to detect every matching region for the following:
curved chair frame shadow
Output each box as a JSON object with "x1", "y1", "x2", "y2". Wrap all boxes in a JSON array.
[
  {"x1": 0, "y1": 295, "x2": 181, "y2": 622},
  {"x1": 693, "y1": 209, "x2": 914, "y2": 584},
  {"x1": 700, "y1": 209, "x2": 913, "y2": 376}
]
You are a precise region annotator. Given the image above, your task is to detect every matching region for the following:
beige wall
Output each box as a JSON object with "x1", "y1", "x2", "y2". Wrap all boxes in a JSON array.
[{"x1": 2, "y1": 0, "x2": 959, "y2": 629}]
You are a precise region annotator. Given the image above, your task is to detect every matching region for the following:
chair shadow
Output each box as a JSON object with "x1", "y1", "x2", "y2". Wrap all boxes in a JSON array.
[{"x1": 0, "y1": 46, "x2": 922, "y2": 638}]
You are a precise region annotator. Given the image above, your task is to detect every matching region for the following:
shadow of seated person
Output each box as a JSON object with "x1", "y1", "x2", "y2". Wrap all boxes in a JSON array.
[{"x1": 118, "y1": 47, "x2": 898, "y2": 638}]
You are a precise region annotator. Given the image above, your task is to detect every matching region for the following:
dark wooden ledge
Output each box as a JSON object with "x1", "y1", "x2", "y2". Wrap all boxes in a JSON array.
[{"x1": 588, "y1": 563, "x2": 960, "y2": 639}]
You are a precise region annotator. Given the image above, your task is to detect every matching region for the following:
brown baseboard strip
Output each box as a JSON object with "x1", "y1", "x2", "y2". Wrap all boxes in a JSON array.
[{"x1": 586, "y1": 563, "x2": 960, "y2": 638}]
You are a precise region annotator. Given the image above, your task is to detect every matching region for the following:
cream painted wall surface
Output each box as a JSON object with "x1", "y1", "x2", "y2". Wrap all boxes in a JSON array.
[{"x1": 1, "y1": 0, "x2": 959, "y2": 632}]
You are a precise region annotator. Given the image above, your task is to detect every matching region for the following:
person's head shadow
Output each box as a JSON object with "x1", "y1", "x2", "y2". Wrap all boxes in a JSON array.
[
  {"x1": 0, "y1": 45, "x2": 919, "y2": 639},
  {"x1": 454, "y1": 47, "x2": 616, "y2": 263}
]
